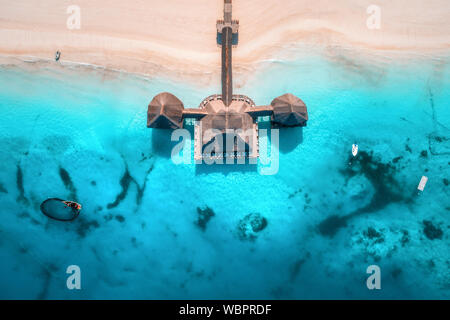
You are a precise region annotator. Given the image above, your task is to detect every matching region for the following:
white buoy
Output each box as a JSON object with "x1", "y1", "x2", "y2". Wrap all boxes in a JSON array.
[
  {"x1": 352, "y1": 144, "x2": 358, "y2": 157},
  {"x1": 417, "y1": 176, "x2": 428, "y2": 191}
]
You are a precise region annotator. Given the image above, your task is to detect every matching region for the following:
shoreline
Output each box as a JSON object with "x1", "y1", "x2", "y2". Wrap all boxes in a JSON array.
[
  {"x1": 0, "y1": 0, "x2": 449, "y2": 85},
  {"x1": 1, "y1": 42, "x2": 447, "y2": 92}
]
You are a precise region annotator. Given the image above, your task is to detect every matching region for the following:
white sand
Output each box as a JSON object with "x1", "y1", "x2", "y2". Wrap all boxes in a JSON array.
[{"x1": 0, "y1": 0, "x2": 448, "y2": 81}]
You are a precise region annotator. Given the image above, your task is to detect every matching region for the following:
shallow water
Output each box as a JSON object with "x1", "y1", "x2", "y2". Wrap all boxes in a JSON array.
[{"x1": 0, "y1": 51, "x2": 449, "y2": 299}]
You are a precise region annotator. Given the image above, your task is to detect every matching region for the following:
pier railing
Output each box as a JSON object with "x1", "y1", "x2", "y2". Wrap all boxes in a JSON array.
[{"x1": 198, "y1": 94, "x2": 256, "y2": 108}]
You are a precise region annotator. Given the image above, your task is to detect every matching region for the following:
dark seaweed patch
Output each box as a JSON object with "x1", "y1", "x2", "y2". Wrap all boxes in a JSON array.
[
  {"x1": 30, "y1": 218, "x2": 41, "y2": 225},
  {"x1": 58, "y1": 166, "x2": 77, "y2": 201},
  {"x1": 17, "y1": 211, "x2": 41, "y2": 225},
  {"x1": 288, "y1": 187, "x2": 302, "y2": 199},
  {"x1": 19, "y1": 246, "x2": 28, "y2": 254},
  {"x1": 289, "y1": 252, "x2": 311, "y2": 281},
  {"x1": 18, "y1": 211, "x2": 30, "y2": 219},
  {"x1": 36, "y1": 263, "x2": 58, "y2": 300},
  {"x1": 136, "y1": 164, "x2": 154, "y2": 206},
  {"x1": 318, "y1": 214, "x2": 348, "y2": 237},
  {"x1": 391, "y1": 267, "x2": 402, "y2": 279},
  {"x1": 420, "y1": 150, "x2": 428, "y2": 158},
  {"x1": 49, "y1": 211, "x2": 100, "y2": 238},
  {"x1": 364, "y1": 227, "x2": 382, "y2": 240},
  {"x1": 91, "y1": 246, "x2": 103, "y2": 262},
  {"x1": 195, "y1": 206, "x2": 215, "y2": 231},
  {"x1": 365, "y1": 227, "x2": 384, "y2": 243},
  {"x1": 16, "y1": 165, "x2": 29, "y2": 204},
  {"x1": 37, "y1": 269, "x2": 52, "y2": 299},
  {"x1": 392, "y1": 156, "x2": 402, "y2": 164},
  {"x1": 318, "y1": 151, "x2": 406, "y2": 237},
  {"x1": 74, "y1": 217, "x2": 100, "y2": 238},
  {"x1": 115, "y1": 215, "x2": 125, "y2": 223},
  {"x1": 443, "y1": 178, "x2": 449, "y2": 186},
  {"x1": 422, "y1": 220, "x2": 443, "y2": 240},
  {"x1": 107, "y1": 168, "x2": 133, "y2": 209},
  {"x1": 107, "y1": 163, "x2": 153, "y2": 209},
  {"x1": 0, "y1": 182, "x2": 7, "y2": 193},
  {"x1": 400, "y1": 230, "x2": 409, "y2": 247},
  {"x1": 345, "y1": 151, "x2": 404, "y2": 212}
]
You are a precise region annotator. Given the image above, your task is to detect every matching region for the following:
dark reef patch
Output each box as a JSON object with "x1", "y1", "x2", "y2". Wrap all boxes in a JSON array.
[
  {"x1": 237, "y1": 213, "x2": 268, "y2": 240},
  {"x1": 420, "y1": 150, "x2": 428, "y2": 158},
  {"x1": 50, "y1": 212, "x2": 100, "y2": 238},
  {"x1": 16, "y1": 165, "x2": 29, "y2": 204},
  {"x1": 364, "y1": 227, "x2": 378, "y2": 239},
  {"x1": 115, "y1": 215, "x2": 125, "y2": 223},
  {"x1": 37, "y1": 267, "x2": 53, "y2": 300},
  {"x1": 91, "y1": 246, "x2": 103, "y2": 262},
  {"x1": 58, "y1": 166, "x2": 77, "y2": 201},
  {"x1": 422, "y1": 220, "x2": 443, "y2": 240},
  {"x1": 392, "y1": 156, "x2": 403, "y2": 164},
  {"x1": 318, "y1": 151, "x2": 407, "y2": 237},
  {"x1": 318, "y1": 214, "x2": 348, "y2": 237},
  {"x1": 443, "y1": 178, "x2": 449, "y2": 186},
  {"x1": 364, "y1": 227, "x2": 383, "y2": 240},
  {"x1": 391, "y1": 267, "x2": 402, "y2": 279},
  {"x1": 195, "y1": 206, "x2": 215, "y2": 231},
  {"x1": 0, "y1": 182, "x2": 7, "y2": 193},
  {"x1": 131, "y1": 237, "x2": 137, "y2": 248},
  {"x1": 400, "y1": 230, "x2": 409, "y2": 247},
  {"x1": 73, "y1": 216, "x2": 100, "y2": 238},
  {"x1": 289, "y1": 252, "x2": 311, "y2": 281},
  {"x1": 17, "y1": 211, "x2": 41, "y2": 225},
  {"x1": 288, "y1": 187, "x2": 302, "y2": 199}
]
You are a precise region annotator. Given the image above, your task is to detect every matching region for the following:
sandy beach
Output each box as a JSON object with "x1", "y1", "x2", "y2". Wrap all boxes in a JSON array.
[{"x1": 0, "y1": 0, "x2": 449, "y2": 81}]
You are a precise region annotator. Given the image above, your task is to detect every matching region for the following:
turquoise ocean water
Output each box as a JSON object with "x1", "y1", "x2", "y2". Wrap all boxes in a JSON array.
[{"x1": 0, "y1": 49, "x2": 449, "y2": 299}]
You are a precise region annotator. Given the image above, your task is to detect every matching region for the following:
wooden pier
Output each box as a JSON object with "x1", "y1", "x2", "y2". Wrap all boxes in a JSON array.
[{"x1": 147, "y1": 0, "x2": 309, "y2": 163}]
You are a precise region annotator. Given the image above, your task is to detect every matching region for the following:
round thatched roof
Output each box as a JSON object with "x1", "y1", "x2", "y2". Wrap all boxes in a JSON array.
[
  {"x1": 271, "y1": 93, "x2": 308, "y2": 127},
  {"x1": 147, "y1": 92, "x2": 184, "y2": 129}
]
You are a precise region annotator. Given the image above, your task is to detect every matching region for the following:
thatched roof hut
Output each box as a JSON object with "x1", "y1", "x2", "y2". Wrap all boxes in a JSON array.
[
  {"x1": 147, "y1": 92, "x2": 184, "y2": 129},
  {"x1": 146, "y1": 2, "x2": 310, "y2": 162},
  {"x1": 200, "y1": 100, "x2": 255, "y2": 156},
  {"x1": 271, "y1": 93, "x2": 308, "y2": 127}
]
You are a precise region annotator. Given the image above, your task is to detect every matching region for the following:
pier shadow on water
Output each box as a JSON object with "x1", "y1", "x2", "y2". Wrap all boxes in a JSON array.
[
  {"x1": 151, "y1": 129, "x2": 177, "y2": 159},
  {"x1": 195, "y1": 161, "x2": 257, "y2": 176},
  {"x1": 278, "y1": 126, "x2": 303, "y2": 154},
  {"x1": 261, "y1": 121, "x2": 304, "y2": 154}
]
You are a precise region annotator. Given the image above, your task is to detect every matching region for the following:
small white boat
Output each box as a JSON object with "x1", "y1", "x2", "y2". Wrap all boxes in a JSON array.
[
  {"x1": 55, "y1": 51, "x2": 61, "y2": 61},
  {"x1": 352, "y1": 144, "x2": 358, "y2": 157},
  {"x1": 417, "y1": 176, "x2": 428, "y2": 191}
]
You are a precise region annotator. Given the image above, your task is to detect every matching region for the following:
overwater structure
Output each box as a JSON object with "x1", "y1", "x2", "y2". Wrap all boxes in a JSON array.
[{"x1": 147, "y1": 0, "x2": 308, "y2": 161}]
